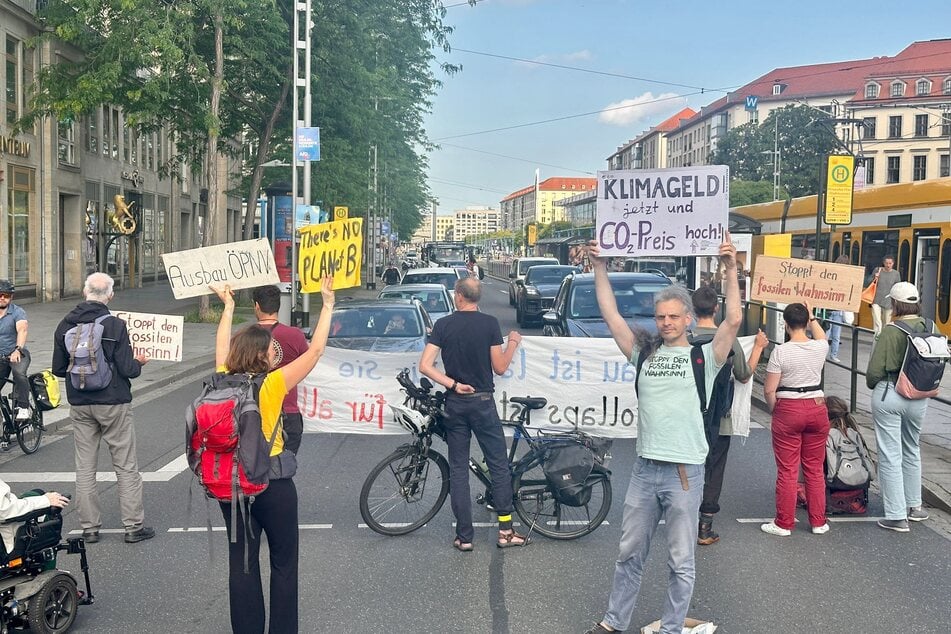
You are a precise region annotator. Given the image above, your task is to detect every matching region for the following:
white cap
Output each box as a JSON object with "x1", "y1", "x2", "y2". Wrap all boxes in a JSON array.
[{"x1": 887, "y1": 282, "x2": 919, "y2": 303}]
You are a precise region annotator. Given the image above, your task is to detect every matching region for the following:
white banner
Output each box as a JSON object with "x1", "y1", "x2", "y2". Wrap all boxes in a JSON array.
[
  {"x1": 161, "y1": 238, "x2": 280, "y2": 299},
  {"x1": 596, "y1": 166, "x2": 729, "y2": 257},
  {"x1": 111, "y1": 311, "x2": 184, "y2": 362}
]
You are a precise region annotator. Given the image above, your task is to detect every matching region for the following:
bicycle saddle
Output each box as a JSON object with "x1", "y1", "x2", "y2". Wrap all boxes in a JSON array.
[{"x1": 510, "y1": 396, "x2": 547, "y2": 410}]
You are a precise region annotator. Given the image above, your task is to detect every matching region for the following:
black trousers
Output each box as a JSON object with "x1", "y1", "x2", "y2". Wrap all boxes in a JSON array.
[
  {"x1": 219, "y1": 478, "x2": 298, "y2": 634},
  {"x1": 700, "y1": 434, "x2": 732, "y2": 515},
  {"x1": 443, "y1": 393, "x2": 513, "y2": 543},
  {"x1": 282, "y1": 412, "x2": 303, "y2": 455},
  {"x1": 0, "y1": 349, "x2": 31, "y2": 409}
]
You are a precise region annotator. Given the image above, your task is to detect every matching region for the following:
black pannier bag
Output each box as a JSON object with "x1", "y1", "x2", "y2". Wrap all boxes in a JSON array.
[{"x1": 542, "y1": 441, "x2": 596, "y2": 507}]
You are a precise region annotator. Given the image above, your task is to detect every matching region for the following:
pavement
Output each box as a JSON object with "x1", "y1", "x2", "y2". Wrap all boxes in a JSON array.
[{"x1": 17, "y1": 268, "x2": 951, "y2": 515}]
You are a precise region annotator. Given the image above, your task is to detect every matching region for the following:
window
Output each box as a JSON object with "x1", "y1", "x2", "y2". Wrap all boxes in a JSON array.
[
  {"x1": 916, "y1": 79, "x2": 931, "y2": 96},
  {"x1": 890, "y1": 81, "x2": 905, "y2": 98},
  {"x1": 862, "y1": 117, "x2": 876, "y2": 139},
  {"x1": 865, "y1": 83, "x2": 879, "y2": 99},
  {"x1": 889, "y1": 116, "x2": 902, "y2": 138},
  {"x1": 772, "y1": 84, "x2": 782, "y2": 95},
  {"x1": 945, "y1": 78, "x2": 951, "y2": 95},
  {"x1": 58, "y1": 119, "x2": 76, "y2": 165},
  {"x1": 5, "y1": 36, "x2": 20, "y2": 125},
  {"x1": 130, "y1": 129, "x2": 138, "y2": 165},
  {"x1": 913, "y1": 155, "x2": 927, "y2": 181},
  {"x1": 101, "y1": 107, "x2": 110, "y2": 157},
  {"x1": 941, "y1": 239, "x2": 951, "y2": 322},
  {"x1": 899, "y1": 241, "x2": 910, "y2": 281},
  {"x1": 110, "y1": 108, "x2": 119, "y2": 159},
  {"x1": 941, "y1": 155, "x2": 950, "y2": 178},
  {"x1": 123, "y1": 125, "x2": 130, "y2": 163},
  {"x1": 7, "y1": 166, "x2": 35, "y2": 285},
  {"x1": 943, "y1": 112, "x2": 951, "y2": 137},
  {"x1": 85, "y1": 113, "x2": 98, "y2": 154},
  {"x1": 861, "y1": 230, "x2": 899, "y2": 281},
  {"x1": 864, "y1": 157, "x2": 875, "y2": 185},
  {"x1": 887, "y1": 156, "x2": 900, "y2": 183},
  {"x1": 915, "y1": 114, "x2": 928, "y2": 137}
]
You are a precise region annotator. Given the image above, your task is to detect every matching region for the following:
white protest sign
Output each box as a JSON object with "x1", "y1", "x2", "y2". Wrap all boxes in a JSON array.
[
  {"x1": 161, "y1": 238, "x2": 279, "y2": 299},
  {"x1": 111, "y1": 311, "x2": 184, "y2": 362},
  {"x1": 596, "y1": 166, "x2": 729, "y2": 257},
  {"x1": 298, "y1": 337, "x2": 640, "y2": 437}
]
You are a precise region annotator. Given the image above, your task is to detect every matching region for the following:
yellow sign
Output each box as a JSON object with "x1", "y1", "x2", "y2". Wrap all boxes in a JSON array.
[
  {"x1": 527, "y1": 223, "x2": 537, "y2": 247},
  {"x1": 824, "y1": 155, "x2": 855, "y2": 226},
  {"x1": 298, "y1": 218, "x2": 363, "y2": 291},
  {"x1": 763, "y1": 233, "x2": 792, "y2": 258},
  {"x1": 333, "y1": 206, "x2": 349, "y2": 220},
  {"x1": 751, "y1": 255, "x2": 865, "y2": 312}
]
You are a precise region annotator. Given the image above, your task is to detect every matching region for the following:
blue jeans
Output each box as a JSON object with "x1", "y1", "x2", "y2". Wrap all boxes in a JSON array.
[
  {"x1": 826, "y1": 311, "x2": 842, "y2": 359},
  {"x1": 603, "y1": 455, "x2": 704, "y2": 633},
  {"x1": 871, "y1": 382, "x2": 927, "y2": 520},
  {"x1": 443, "y1": 393, "x2": 513, "y2": 543}
]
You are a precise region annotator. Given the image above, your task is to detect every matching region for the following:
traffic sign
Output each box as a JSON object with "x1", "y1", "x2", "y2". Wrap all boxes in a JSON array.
[
  {"x1": 824, "y1": 155, "x2": 855, "y2": 226},
  {"x1": 527, "y1": 223, "x2": 538, "y2": 247},
  {"x1": 333, "y1": 206, "x2": 348, "y2": 220}
]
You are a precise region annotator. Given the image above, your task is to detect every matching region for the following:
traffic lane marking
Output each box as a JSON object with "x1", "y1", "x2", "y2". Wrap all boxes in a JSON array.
[
  {"x1": 2, "y1": 453, "x2": 192, "y2": 483},
  {"x1": 69, "y1": 524, "x2": 335, "y2": 536},
  {"x1": 736, "y1": 517, "x2": 885, "y2": 523}
]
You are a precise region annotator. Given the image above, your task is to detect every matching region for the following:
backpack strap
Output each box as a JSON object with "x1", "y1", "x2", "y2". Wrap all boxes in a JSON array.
[
  {"x1": 634, "y1": 346, "x2": 651, "y2": 396},
  {"x1": 690, "y1": 344, "x2": 708, "y2": 414}
]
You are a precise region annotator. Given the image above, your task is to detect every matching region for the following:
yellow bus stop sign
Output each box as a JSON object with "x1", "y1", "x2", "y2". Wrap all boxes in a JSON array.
[
  {"x1": 334, "y1": 206, "x2": 348, "y2": 220},
  {"x1": 824, "y1": 155, "x2": 854, "y2": 226}
]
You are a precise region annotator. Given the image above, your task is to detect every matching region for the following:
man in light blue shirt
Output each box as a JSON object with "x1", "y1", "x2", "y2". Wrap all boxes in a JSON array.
[
  {"x1": 0, "y1": 280, "x2": 32, "y2": 430},
  {"x1": 584, "y1": 234, "x2": 742, "y2": 634}
]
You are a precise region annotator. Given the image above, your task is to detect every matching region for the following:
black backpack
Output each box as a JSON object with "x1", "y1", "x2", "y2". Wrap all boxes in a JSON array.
[{"x1": 636, "y1": 338, "x2": 734, "y2": 446}]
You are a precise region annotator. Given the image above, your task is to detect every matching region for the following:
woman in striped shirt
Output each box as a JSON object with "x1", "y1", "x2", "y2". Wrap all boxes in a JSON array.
[{"x1": 761, "y1": 302, "x2": 830, "y2": 537}]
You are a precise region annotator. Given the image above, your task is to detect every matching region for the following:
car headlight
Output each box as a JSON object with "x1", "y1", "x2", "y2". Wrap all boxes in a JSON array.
[{"x1": 525, "y1": 287, "x2": 540, "y2": 297}]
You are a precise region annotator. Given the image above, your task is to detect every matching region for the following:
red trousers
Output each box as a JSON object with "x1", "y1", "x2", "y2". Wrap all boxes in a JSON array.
[{"x1": 771, "y1": 398, "x2": 830, "y2": 530}]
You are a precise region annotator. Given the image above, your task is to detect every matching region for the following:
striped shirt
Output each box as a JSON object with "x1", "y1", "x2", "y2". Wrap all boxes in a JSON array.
[{"x1": 767, "y1": 339, "x2": 828, "y2": 399}]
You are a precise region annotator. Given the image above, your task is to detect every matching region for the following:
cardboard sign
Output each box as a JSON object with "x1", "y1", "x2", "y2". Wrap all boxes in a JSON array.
[
  {"x1": 111, "y1": 311, "x2": 184, "y2": 362},
  {"x1": 161, "y1": 238, "x2": 279, "y2": 299},
  {"x1": 298, "y1": 218, "x2": 363, "y2": 291},
  {"x1": 751, "y1": 255, "x2": 865, "y2": 312},
  {"x1": 596, "y1": 166, "x2": 729, "y2": 257}
]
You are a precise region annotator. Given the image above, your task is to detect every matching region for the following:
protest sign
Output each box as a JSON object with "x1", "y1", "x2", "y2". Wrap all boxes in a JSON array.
[
  {"x1": 111, "y1": 311, "x2": 184, "y2": 362},
  {"x1": 161, "y1": 238, "x2": 279, "y2": 299},
  {"x1": 596, "y1": 166, "x2": 729, "y2": 257},
  {"x1": 751, "y1": 255, "x2": 865, "y2": 312},
  {"x1": 298, "y1": 218, "x2": 363, "y2": 291}
]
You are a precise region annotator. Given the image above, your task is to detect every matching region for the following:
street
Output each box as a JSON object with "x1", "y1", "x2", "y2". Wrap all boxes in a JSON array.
[{"x1": 1, "y1": 277, "x2": 950, "y2": 633}]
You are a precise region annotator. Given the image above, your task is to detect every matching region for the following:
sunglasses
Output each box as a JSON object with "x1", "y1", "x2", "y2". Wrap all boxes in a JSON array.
[{"x1": 0, "y1": 293, "x2": 11, "y2": 299}]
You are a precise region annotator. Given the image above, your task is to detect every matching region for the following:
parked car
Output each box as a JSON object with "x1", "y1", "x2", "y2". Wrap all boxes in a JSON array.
[
  {"x1": 507, "y1": 256, "x2": 559, "y2": 305},
  {"x1": 378, "y1": 283, "x2": 454, "y2": 322},
  {"x1": 327, "y1": 298, "x2": 432, "y2": 352},
  {"x1": 541, "y1": 272, "x2": 672, "y2": 337},
  {"x1": 401, "y1": 267, "x2": 466, "y2": 296},
  {"x1": 514, "y1": 265, "x2": 578, "y2": 327}
]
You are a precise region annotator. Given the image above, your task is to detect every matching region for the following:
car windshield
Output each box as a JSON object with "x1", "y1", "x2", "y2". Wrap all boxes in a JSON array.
[
  {"x1": 330, "y1": 307, "x2": 424, "y2": 338},
  {"x1": 526, "y1": 267, "x2": 575, "y2": 285},
  {"x1": 380, "y1": 289, "x2": 449, "y2": 312},
  {"x1": 569, "y1": 281, "x2": 670, "y2": 319},
  {"x1": 518, "y1": 259, "x2": 555, "y2": 275},
  {"x1": 404, "y1": 272, "x2": 458, "y2": 289}
]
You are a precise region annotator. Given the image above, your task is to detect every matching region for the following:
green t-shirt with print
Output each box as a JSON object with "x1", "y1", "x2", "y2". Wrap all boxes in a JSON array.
[{"x1": 632, "y1": 342, "x2": 722, "y2": 465}]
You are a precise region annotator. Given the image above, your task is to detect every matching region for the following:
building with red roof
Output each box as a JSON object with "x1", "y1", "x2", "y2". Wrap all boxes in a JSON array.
[
  {"x1": 606, "y1": 107, "x2": 697, "y2": 171},
  {"x1": 499, "y1": 176, "x2": 596, "y2": 230}
]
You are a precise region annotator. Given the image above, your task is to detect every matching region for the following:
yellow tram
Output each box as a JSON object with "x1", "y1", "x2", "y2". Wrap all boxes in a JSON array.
[{"x1": 735, "y1": 180, "x2": 951, "y2": 336}]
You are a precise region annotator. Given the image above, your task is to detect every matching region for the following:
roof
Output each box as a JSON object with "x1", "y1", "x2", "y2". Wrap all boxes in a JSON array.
[
  {"x1": 500, "y1": 178, "x2": 597, "y2": 202},
  {"x1": 849, "y1": 39, "x2": 951, "y2": 102},
  {"x1": 609, "y1": 107, "x2": 698, "y2": 158}
]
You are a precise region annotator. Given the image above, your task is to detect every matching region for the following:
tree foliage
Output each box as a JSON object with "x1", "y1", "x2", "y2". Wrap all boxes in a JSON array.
[
  {"x1": 712, "y1": 105, "x2": 840, "y2": 198},
  {"x1": 729, "y1": 180, "x2": 774, "y2": 207}
]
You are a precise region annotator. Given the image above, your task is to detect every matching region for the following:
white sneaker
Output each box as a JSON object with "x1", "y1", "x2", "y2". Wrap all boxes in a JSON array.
[
  {"x1": 828, "y1": 356, "x2": 841, "y2": 363},
  {"x1": 14, "y1": 407, "x2": 30, "y2": 422},
  {"x1": 811, "y1": 523, "x2": 830, "y2": 535},
  {"x1": 760, "y1": 521, "x2": 791, "y2": 536}
]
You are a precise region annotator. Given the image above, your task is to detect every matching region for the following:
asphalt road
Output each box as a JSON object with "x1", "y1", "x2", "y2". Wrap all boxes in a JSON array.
[{"x1": 2, "y1": 280, "x2": 950, "y2": 633}]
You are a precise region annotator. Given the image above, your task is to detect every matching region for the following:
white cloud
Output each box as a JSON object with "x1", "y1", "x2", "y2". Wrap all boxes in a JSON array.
[
  {"x1": 516, "y1": 50, "x2": 594, "y2": 69},
  {"x1": 598, "y1": 92, "x2": 686, "y2": 127}
]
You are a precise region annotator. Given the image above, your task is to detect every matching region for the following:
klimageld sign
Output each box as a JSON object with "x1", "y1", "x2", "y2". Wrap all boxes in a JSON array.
[{"x1": 596, "y1": 166, "x2": 730, "y2": 257}]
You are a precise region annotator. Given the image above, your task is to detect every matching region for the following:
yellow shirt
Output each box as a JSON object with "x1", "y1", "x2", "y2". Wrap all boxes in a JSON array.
[{"x1": 217, "y1": 366, "x2": 287, "y2": 457}]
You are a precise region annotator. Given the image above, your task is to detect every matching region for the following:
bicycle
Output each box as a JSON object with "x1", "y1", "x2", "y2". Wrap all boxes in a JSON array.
[
  {"x1": 0, "y1": 374, "x2": 43, "y2": 454},
  {"x1": 359, "y1": 370, "x2": 613, "y2": 540}
]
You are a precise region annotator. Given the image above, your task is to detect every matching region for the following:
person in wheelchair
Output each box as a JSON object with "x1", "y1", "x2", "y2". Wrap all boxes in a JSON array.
[{"x1": 0, "y1": 480, "x2": 69, "y2": 554}]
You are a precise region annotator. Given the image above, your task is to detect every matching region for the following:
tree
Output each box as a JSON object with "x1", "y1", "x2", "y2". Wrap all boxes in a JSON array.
[
  {"x1": 729, "y1": 180, "x2": 774, "y2": 207},
  {"x1": 712, "y1": 105, "x2": 840, "y2": 198}
]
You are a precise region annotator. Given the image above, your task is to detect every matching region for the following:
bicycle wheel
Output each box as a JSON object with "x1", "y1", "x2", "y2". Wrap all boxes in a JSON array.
[
  {"x1": 513, "y1": 464, "x2": 611, "y2": 540},
  {"x1": 16, "y1": 392, "x2": 43, "y2": 455},
  {"x1": 359, "y1": 445, "x2": 450, "y2": 536}
]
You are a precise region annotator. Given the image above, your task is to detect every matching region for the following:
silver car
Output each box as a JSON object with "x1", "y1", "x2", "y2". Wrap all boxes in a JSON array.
[{"x1": 378, "y1": 283, "x2": 454, "y2": 322}]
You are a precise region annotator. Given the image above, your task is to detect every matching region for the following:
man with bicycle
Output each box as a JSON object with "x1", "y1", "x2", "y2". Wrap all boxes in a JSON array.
[
  {"x1": 583, "y1": 233, "x2": 741, "y2": 634},
  {"x1": 0, "y1": 280, "x2": 33, "y2": 434},
  {"x1": 419, "y1": 276, "x2": 527, "y2": 552}
]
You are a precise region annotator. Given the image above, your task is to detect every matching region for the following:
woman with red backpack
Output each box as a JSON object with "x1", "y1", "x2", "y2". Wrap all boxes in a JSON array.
[{"x1": 208, "y1": 277, "x2": 334, "y2": 634}]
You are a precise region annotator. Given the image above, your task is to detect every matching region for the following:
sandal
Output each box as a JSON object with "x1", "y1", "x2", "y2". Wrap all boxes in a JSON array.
[
  {"x1": 453, "y1": 537, "x2": 473, "y2": 552},
  {"x1": 497, "y1": 530, "x2": 530, "y2": 549}
]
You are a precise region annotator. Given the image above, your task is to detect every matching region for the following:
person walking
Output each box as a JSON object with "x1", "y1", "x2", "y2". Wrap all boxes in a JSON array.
[
  {"x1": 865, "y1": 282, "x2": 932, "y2": 532},
  {"x1": 419, "y1": 276, "x2": 527, "y2": 552},
  {"x1": 251, "y1": 285, "x2": 309, "y2": 455},
  {"x1": 210, "y1": 276, "x2": 334, "y2": 634},
  {"x1": 0, "y1": 279, "x2": 33, "y2": 430},
  {"x1": 583, "y1": 234, "x2": 741, "y2": 634},
  {"x1": 762, "y1": 302, "x2": 830, "y2": 537},
  {"x1": 870, "y1": 256, "x2": 901, "y2": 338},
  {"x1": 689, "y1": 285, "x2": 768, "y2": 546},
  {"x1": 381, "y1": 262, "x2": 401, "y2": 286},
  {"x1": 51, "y1": 272, "x2": 153, "y2": 544}
]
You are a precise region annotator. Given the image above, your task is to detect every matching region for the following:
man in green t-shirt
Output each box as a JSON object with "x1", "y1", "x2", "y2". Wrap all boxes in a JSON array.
[{"x1": 583, "y1": 234, "x2": 742, "y2": 634}]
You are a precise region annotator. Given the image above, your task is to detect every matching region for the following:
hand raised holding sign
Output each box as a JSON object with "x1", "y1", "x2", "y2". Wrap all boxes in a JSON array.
[
  {"x1": 586, "y1": 239, "x2": 607, "y2": 270},
  {"x1": 320, "y1": 275, "x2": 335, "y2": 309},
  {"x1": 718, "y1": 230, "x2": 737, "y2": 270},
  {"x1": 210, "y1": 284, "x2": 235, "y2": 308}
]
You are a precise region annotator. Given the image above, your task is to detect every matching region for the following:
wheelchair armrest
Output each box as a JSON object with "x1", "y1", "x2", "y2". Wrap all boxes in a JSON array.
[{"x1": 1, "y1": 505, "x2": 61, "y2": 525}]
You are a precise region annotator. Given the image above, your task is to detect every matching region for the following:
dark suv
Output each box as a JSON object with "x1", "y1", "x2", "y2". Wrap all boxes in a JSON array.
[
  {"x1": 514, "y1": 265, "x2": 578, "y2": 327},
  {"x1": 541, "y1": 272, "x2": 672, "y2": 337}
]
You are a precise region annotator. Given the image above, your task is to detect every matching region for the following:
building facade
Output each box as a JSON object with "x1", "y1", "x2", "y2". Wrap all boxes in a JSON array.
[
  {"x1": 1, "y1": 0, "x2": 243, "y2": 301},
  {"x1": 500, "y1": 177, "x2": 597, "y2": 231},
  {"x1": 452, "y1": 206, "x2": 498, "y2": 241},
  {"x1": 434, "y1": 215, "x2": 454, "y2": 241},
  {"x1": 606, "y1": 107, "x2": 697, "y2": 171}
]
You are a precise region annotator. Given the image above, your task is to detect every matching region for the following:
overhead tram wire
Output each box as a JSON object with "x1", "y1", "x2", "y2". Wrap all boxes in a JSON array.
[
  {"x1": 428, "y1": 177, "x2": 510, "y2": 195},
  {"x1": 436, "y1": 142, "x2": 594, "y2": 175}
]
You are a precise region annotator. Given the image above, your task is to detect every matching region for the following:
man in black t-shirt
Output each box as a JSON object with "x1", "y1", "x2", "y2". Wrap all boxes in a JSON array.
[{"x1": 419, "y1": 277, "x2": 526, "y2": 552}]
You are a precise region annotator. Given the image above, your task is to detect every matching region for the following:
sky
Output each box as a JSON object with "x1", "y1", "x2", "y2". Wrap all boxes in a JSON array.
[{"x1": 423, "y1": 0, "x2": 951, "y2": 216}]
